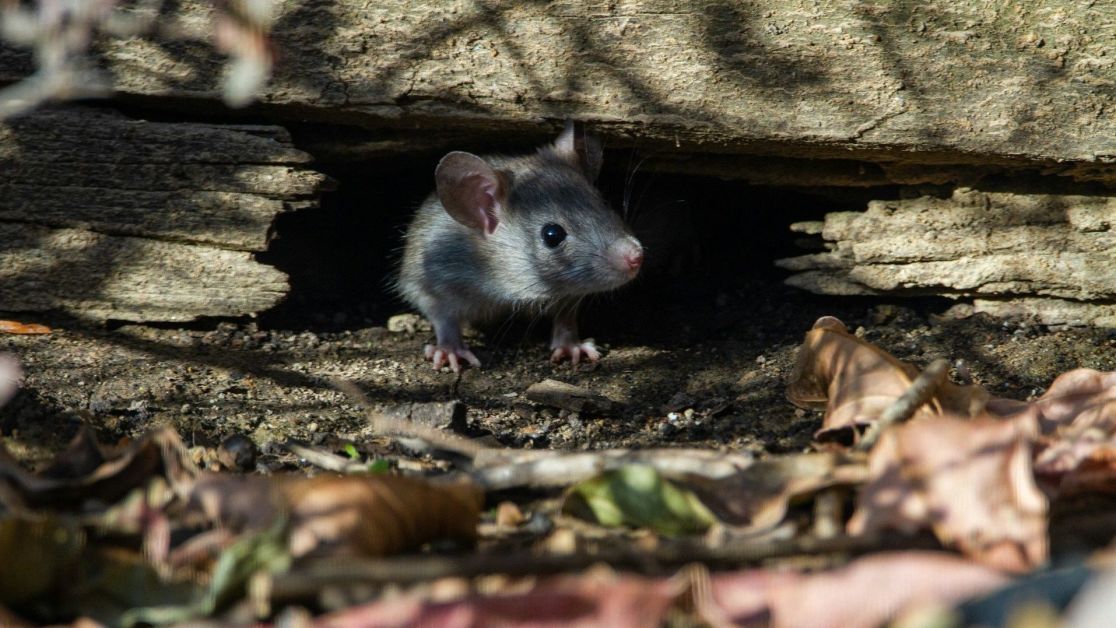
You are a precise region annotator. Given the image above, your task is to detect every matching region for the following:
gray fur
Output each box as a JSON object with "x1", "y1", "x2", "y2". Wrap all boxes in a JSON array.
[{"x1": 396, "y1": 124, "x2": 641, "y2": 365}]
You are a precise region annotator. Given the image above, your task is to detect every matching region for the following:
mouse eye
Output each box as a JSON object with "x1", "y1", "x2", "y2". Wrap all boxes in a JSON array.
[{"x1": 541, "y1": 223, "x2": 567, "y2": 248}]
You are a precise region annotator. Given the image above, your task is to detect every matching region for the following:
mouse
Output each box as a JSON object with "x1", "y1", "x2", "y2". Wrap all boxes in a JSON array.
[{"x1": 396, "y1": 121, "x2": 644, "y2": 372}]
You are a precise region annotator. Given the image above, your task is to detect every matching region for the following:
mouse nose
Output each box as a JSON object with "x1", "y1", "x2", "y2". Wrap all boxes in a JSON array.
[
  {"x1": 625, "y1": 248, "x2": 643, "y2": 271},
  {"x1": 610, "y1": 236, "x2": 643, "y2": 276}
]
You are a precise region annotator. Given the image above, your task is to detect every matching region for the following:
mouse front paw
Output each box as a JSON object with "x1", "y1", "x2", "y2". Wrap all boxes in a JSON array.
[
  {"x1": 549, "y1": 339, "x2": 601, "y2": 365},
  {"x1": 424, "y1": 343, "x2": 481, "y2": 372}
]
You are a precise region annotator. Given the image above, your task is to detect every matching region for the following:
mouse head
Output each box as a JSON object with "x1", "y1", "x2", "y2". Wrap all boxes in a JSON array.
[
  {"x1": 434, "y1": 121, "x2": 643, "y2": 299},
  {"x1": 434, "y1": 121, "x2": 602, "y2": 234}
]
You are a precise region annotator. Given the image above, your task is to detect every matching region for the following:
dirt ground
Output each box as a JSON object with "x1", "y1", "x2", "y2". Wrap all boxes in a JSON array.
[
  {"x1": 3, "y1": 158, "x2": 1115, "y2": 473},
  {"x1": 4, "y1": 271, "x2": 1115, "y2": 473}
]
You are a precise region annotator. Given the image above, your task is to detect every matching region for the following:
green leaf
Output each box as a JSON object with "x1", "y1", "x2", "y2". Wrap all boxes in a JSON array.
[
  {"x1": 366, "y1": 459, "x2": 391, "y2": 474},
  {"x1": 567, "y1": 464, "x2": 717, "y2": 537},
  {"x1": 342, "y1": 443, "x2": 361, "y2": 460},
  {"x1": 0, "y1": 516, "x2": 85, "y2": 606},
  {"x1": 122, "y1": 516, "x2": 292, "y2": 626}
]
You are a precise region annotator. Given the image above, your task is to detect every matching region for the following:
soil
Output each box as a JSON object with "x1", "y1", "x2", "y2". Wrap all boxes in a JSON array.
[
  {"x1": 4, "y1": 153, "x2": 1116, "y2": 470},
  {"x1": 3, "y1": 145, "x2": 1115, "y2": 474},
  {"x1": 3, "y1": 277, "x2": 1115, "y2": 471}
]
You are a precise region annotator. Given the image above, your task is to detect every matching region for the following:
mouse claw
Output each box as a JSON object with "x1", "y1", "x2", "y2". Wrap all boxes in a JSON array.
[
  {"x1": 424, "y1": 344, "x2": 481, "y2": 372},
  {"x1": 550, "y1": 340, "x2": 601, "y2": 365}
]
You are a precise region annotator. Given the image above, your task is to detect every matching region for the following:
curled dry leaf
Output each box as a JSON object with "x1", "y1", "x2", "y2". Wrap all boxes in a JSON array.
[
  {"x1": 283, "y1": 474, "x2": 482, "y2": 558},
  {"x1": 709, "y1": 551, "x2": 1010, "y2": 628},
  {"x1": 0, "y1": 427, "x2": 198, "y2": 511},
  {"x1": 787, "y1": 316, "x2": 987, "y2": 442},
  {"x1": 848, "y1": 414, "x2": 1047, "y2": 572},
  {"x1": 0, "y1": 321, "x2": 50, "y2": 335},
  {"x1": 312, "y1": 569, "x2": 685, "y2": 628},
  {"x1": 686, "y1": 452, "x2": 868, "y2": 532},
  {"x1": 990, "y1": 369, "x2": 1116, "y2": 492},
  {"x1": 189, "y1": 473, "x2": 483, "y2": 558}
]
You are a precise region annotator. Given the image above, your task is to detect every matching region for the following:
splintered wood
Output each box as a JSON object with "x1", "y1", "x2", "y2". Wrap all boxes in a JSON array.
[
  {"x1": 0, "y1": 106, "x2": 332, "y2": 323},
  {"x1": 778, "y1": 188, "x2": 1116, "y2": 327}
]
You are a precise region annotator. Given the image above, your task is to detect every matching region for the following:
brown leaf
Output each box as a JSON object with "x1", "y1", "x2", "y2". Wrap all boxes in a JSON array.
[
  {"x1": 986, "y1": 369, "x2": 1116, "y2": 494},
  {"x1": 0, "y1": 354, "x2": 20, "y2": 410},
  {"x1": 189, "y1": 473, "x2": 483, "y2": 558},
  {"x1": 0, "y1": 427, "x2": 198, "y2": 511},
  {"x1": 787, "y1": 316, "x2": 987, "y2": 443},
  {"x1": 0, "y1": 320, "x2": 51, "y2": 335},
  {"x1": 709, "y1": 551, "x2": 1009, "y2": 628},
  {"x1": 312, "y1": 569, "x2": 684, "y2": 628},
  {"x1": 283, "y1": 474, "x2": 482, "y2": 558},
  {"x1": 688, "y1": 452, "x2": 868, "y2": 531},
  {"x1": 992, "y1": 369, "x2": 1116, "y2": 436},
  {"x1": 848, "y1": 414, "x2": 1047, "y2": 572}
]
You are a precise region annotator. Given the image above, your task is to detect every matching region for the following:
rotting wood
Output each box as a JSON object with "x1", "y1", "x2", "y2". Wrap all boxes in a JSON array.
[
  {"x1": 525, "y1": 379, "x2": 623, "y2": 415},
  {"x1": 0, "y1": 224, "x2": 289, "y2": 322},
  {"x1": 379, "y1": 401, "x2": 468, "y2": 431},
  {"x1": 0, "y1": 106, "x2": 332, "y2": 322},
  {"x1": 2, "y1": 1, "x2": 1113, "y2": 183},
  {"x1": 778, "y1": 188, "x2": 1116, "y2": 327}
]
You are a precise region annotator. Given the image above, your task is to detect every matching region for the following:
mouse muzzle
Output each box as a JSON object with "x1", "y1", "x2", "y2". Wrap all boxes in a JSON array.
[{"x1": 607, "y1": 236, "x2": 644, "y2": 279}]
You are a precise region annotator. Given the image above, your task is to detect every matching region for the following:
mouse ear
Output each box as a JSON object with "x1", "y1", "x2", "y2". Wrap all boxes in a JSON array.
[
  {"x1": 435, "y1": 151, "x2": 506, "y2": 235},
  {"x1": 552, "y1": 120, "x2": 603, "y2": 181}
]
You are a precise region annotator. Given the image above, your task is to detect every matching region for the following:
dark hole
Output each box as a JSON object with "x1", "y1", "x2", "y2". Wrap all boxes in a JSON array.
[{"x1": 256, "y1": 142, "x2": 904, "y2": 339}]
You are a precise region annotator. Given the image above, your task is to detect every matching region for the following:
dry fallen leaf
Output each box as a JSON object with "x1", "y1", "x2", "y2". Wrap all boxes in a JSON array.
[
  {"x1": 0, "y1": 320, "x2": 51, "y2": 335},
  {"x1": 709, "y1": 551, "x2": 1010, "y2": 628},
  {"x1": 990, "y1": 369, "x2": 1116, "y2": 435},
  {"x1": 189, "y1": 473, "x2": 483, "y2": 558},
  {"x1": 283, "y1": 474, "x2": 482, "y2": 558},
  {"x1": 987, "y1": 369, "x2": 1116, "y2": 494},
  {"x1": 311, "y1": 568, "x2": 685, "y2": 628},
  {"x1": 687, "y1": 452, "x2": 868, "y2": 532},
  {"x1": 787, "y1": 316, "x2": 987, "y2": 443},
  {"x1": 0, "y1": 427, "x2": 198, "y2": 511},
  {"x1": 848, "y1": 414, "x2": 1047, "y2": 572}
]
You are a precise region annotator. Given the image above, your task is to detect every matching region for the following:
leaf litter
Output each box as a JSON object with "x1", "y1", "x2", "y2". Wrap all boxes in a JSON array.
[{"x1": 4, "y1": 311, "x2": 1116, "y2": 626}]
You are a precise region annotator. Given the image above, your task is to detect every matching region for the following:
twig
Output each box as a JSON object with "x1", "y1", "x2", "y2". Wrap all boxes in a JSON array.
[
  {"x1": 473, "y1": 448, "x2": 755, "y2": 491},
  {"x1": 284, "y1": 441, "x2": 431, "y2": 474},
  {"x1": 812, "y1": 488, "x2": 843, "y2": 539},
  {"x1": 856, "y1": 358, "x2": 950, "y2": 452},
  {"x1": 284, "y1": 442, "x2": 369, "y2": 474},
  {"x1": 332, "y1": 379, "x2": 493, "y2": 459},
  {"x1": 333, "y1": 381, "x2": 754, "y2": 490},
  {"x1": 267, "y1": 532, "x2": 942, "y2": 599}
]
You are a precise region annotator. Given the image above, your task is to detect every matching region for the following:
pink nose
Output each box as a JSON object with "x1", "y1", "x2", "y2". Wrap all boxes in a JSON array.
[
  {"x1": 625, "y1": 248, "x2": 643, "y2": 271},
  {"x1": 610, "y1": 237, "x2": 644, "y2": 276}
]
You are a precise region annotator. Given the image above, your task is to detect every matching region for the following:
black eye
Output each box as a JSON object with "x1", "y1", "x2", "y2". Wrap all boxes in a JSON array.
[{"x1": 541, "y1": 223, "x2": 567, "y2": 248}]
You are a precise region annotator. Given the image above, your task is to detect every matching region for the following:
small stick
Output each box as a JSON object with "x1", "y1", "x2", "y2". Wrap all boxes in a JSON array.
[
  {"x1": 332, "y1": 379, "x2": 493, "y2": 459},
  {"x1": 813, "y1": 488, "x2": 843, "y2": 539},
  {"x1": 856, "y1": 358, "x2": 950, "y2": 452},
  {"x1": 266, "y1": 532, "x2": 942, "y2": 599},
  {"x1": 285, "y1": 442, "x2": 431, "y2": 474},
  {"x1": 473, "y1": 448, "x2": 754, "y2": 491}
]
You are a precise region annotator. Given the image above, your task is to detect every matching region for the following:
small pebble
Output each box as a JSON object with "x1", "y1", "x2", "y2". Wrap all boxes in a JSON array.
[
  {"x1": 496, "y1": 501, "x2": 525, "y2": 527},
  {"x1": 217, "y1": 434, "x2": 257, "y2": 472}
]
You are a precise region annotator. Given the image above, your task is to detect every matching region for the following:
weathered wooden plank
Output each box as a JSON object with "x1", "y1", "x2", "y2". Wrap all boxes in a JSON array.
[
  {"x1": 0, "y1": 108, "x2": 310, "y2": 164},
  {"x1": 0, "y1": 105, "x2": 330, "y2": 322},
  {"x1": 0, "y1": 163, "x2": 324, "y2": 196},
  {"x1": 778, "y1": 188, "x2": 1116, "y2": 326},
  {"x1": 0, "y1": 185, "x2": 286, "y2": 251},
  {"x1": 0, "y1": 224, "x2": 288, "y2": 322},
  {"x1": 1, "y1": 1, "x2": 1110, "y2": 174},
  {"x1": 0, "y1": 106, "x2": 331, "y2": 251}
]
